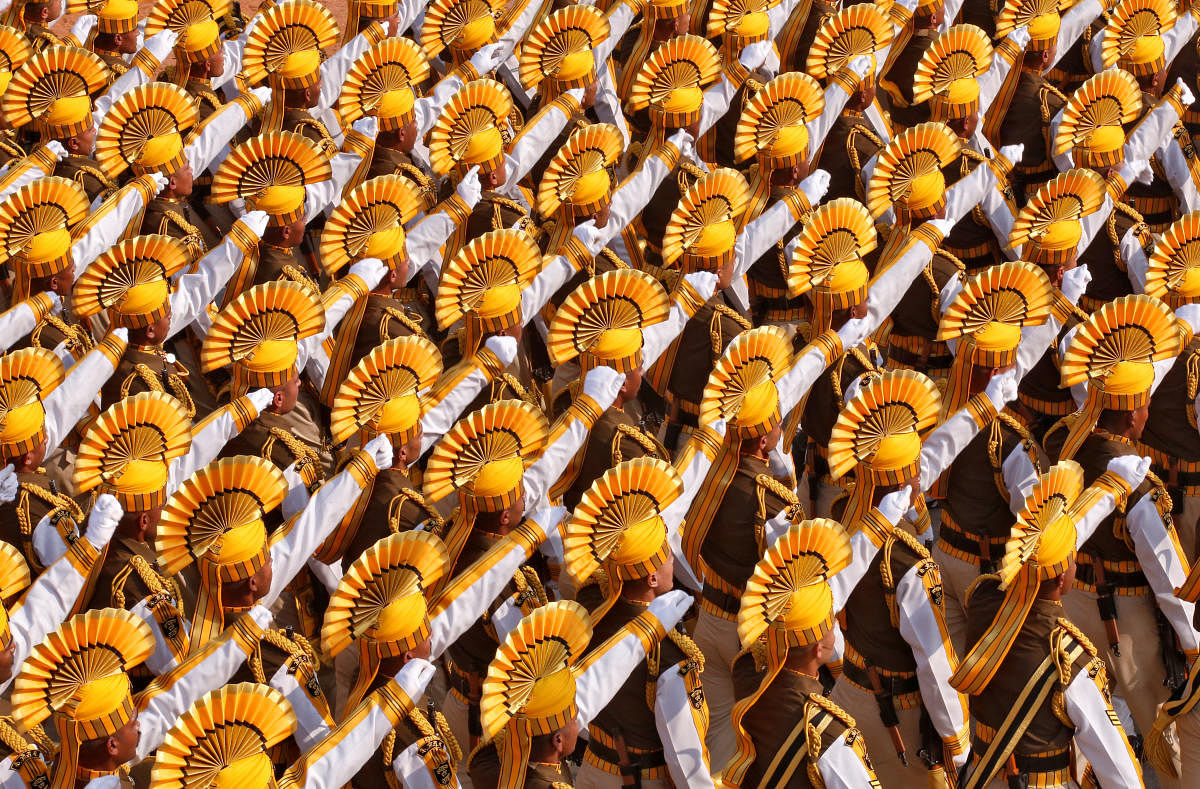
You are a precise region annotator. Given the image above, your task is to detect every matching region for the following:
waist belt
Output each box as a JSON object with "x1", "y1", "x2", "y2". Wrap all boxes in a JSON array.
[
  {"x1": 1074, "y1": 556, "x2": 1149, "y2": 595},
  {"x1": 842, "y1": 653, "x2": 922, "y2": 711},
  {"x1": 1017, "y1": 391, "x2": 1076, "y2": 418},
  {"x1": 938, "y1": 511, "x2": 1009, "y2": 569},
  {"x1": 885, "y1": 339, "x2": 953, "y2": 372},
  {"x1": 943, "y1": 238, "x2": 999, "y2": 263},
  {"x1": 584, "y1": 728, "x2": 668, "y2": 778},
  {"x1": 700, "y1": 578, "x2": 742, "y2": 619},
  {"x1": 1141, "y1": 443, "x2": 1200, "y2": 496},
  {"x1": 972, "y1": 721, "x2": 1072, "y2": 785},
  {"x1": 444, "y1": 659, "x2": 481, "y2": 703}
]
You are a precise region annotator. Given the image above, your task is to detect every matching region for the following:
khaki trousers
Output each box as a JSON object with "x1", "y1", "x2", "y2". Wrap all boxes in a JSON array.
[
  {"x1": 830, "y1": 680, "x2": 930, "y2": 789},
  {"x1": 442, "y1": 691, "x2": 475, "y2": 789},
  {"x1": 692, "y1": 608, "x2": 740, "y2": 771},
  {"x1": 574, "y1": 761, "x2": 670, "y2": 789},
  {"x1": 1062, "y1": 588, "x2": 1181, "y2": 787},
  {"x1": 932, "y1": 544, "x2": 980, "y2": 657}
]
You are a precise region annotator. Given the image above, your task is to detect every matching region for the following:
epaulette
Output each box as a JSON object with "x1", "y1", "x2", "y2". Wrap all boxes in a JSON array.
[
  {"x1": 962, "y1": 571, "x2": 1002, "y2": 606},
  {"x1": 1144, "y1": 470, "x2": 1174, "y2": 517},
  {"x1": 394, "y1": 161, "x2": 437, "y2": 209},
  {"x1": 388, "y1": 487, "x2": 447, "y2": 537},
  {"x1": 263, "y1": 626, "x2": 319, "y2": 663},
  {"x1": 960, "y1": 147, "x2": 990, "y2": 165},
  {"x1": 806, "y1": 691, "x2": 856, "y2": 729},
  {"x1": 1054, "y1": 617, "x2": 1099, "y2": 659},
  {"x1": 111, "y1": 554, "x2": 181, "y2": 609},
  {"x1": 405, "y1": 706, "x2": 464, "y2": 768},
  {"x1": 15, "y1": 479, "x2": 82, "y2": 539},
  {"x1": 511, "y1": 565, "x2": 548, "y2": 614},
  {"x1": 123, "y1": 361, "x2": 196, "y2": 418},
  {"x1": 291, "y1": 117, "x2": 338, "y2": 157},
  {"x1": 489, "y1": 194, "x2": 529, "y2": 215},
  {"x1": 381, "y1": 305, "x2": 427, "y2": 340},
  {"x1": 194, "y1": 88, "x2": 223, "y2": 112},
  {"x1": 0, "y1": 131, "x2": 25, "y2": 160},
  {"x1": 612, "y1": 423, "x2": 669, "y2": 464},
  {"x1": 667, "y1": 628, "x2": 705, "y2": 673},
  {"x1": 598, "y1": 246, "x2": 628, "y2": 271},
  {"x1": 264, "y1": 428, "x2": 323, "y2": 489},
  {"x1": 33, "y1": 314, "x2": 92, "y2": 356},
  {"x1": 933, "y1": 247, "x2": 966, "y2": 274},
  {"x1": 678, "y1": 159, "x2": 708, "y2": 186},
  {"x1": 69, "y1": 161, "x2": 118, "y2": 194},
  {"x1": 156, "y1": 208, "x2": 206, "y2": 260},
  {"x1": 754, "y1": 473, "x2": 802, "y2": 520},
  {"x1": 108, "y1": 59, "x2": 130, "y2": 77},
  {"x1": 506, "y1": 105, "x2": 525, "y2": 137}
]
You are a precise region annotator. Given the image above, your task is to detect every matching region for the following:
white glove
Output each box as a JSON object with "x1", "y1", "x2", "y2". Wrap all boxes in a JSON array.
[
  {"x1": 468, "y1": 43, "x2": 507, "y2": 76},
  {"x1": 580, "y1": 365, "x2": 625, "y2": 408},
  {"x1": 351, "y1": 116, "x2": 379, "y2": 139},
  {"x1": 565, "y1": 87, "x2": 586, "y2": 105},
  {"x1": 837, "y1": 317, "x2": 870, "y2": 350},
  {"x1": 667, "y1": 128, "x2": 697, "y2": 162},
  {"x1": 0, "y1": 465, "x2": 15, "y2": 505},
  {"x1": 801, "y1": 169, "x2": 831, "y2": 201},
  {"x1": 240, "y1": 210, "x2": 271, "y2": 237},
  {"x1": 984, "y1": 368, "x2": 1019, "y2": 410},
  {"x1": 69, "y1": 13, "x2": 97, "y2": 42},
  {"x1": 393, "y1": 657, "x2": 436, "y2": 701},
  {"x1": 572, "y1": 220, "x2": 604, "y2": 256},
  {"x1": 683, "y1": 271, "x2": 718, "y2": 303},
  {"x1": 1106, "y1": 455, "x2": 1151, "y2": 491},
  {"x1": 848, "y1": 55, "x2": 872, "y2": 80},
  {"x1": 247, "y1": 388, "x2": 274, "y2": 413},
  {"x1": 1122, "y1": 157, "x2": 1151, "y2": 186},
  {"x1": 45, "y1": 291, "x2": 63, "y2": 315},
  {"x1": 646, "y1": 589, "x2": 693, "y2": 631},
  {"x1": 877, "y1": 486, "x2": 913, "y2": 525},
  {"x1": 110, "y1": 327, "x2": 130, "y2": 343},
  {"x1": 1060, "y1": 265, "x2": 1093, "y2": 305},
  {"x1": 86, "y1": 493, "x2": 124, "y2": 549},
  {"x1": 483, "y1": 335, "x2": 519, "y2": 367},
  {"x1": 347, "y1": 257, "x2": 388, "y2": 290},
  {"x1": 1176, "y1": 303, "x2": 1200, "y2": 336},
  {"x1": 1007, "y1": 24, "x2": 1031, "y2": 51},
  {"x1": 364, "y1": 434, "x2": 394, "y2": 471},
  {"x1": 456, "y1": 166, "x2": 483, "y2": 205},
  {"x1": 149, "y1": 172, "x2": 169, "y2": 194},
  {"x1": 1176, "y1": 78, "x2": 1197, "y2": 108},
  {"x1": 738, "y1": 41, "x2": 773, "y2": 71},
  {"x1": 248, "y1": 604, "x2": 274, "y2": 630},
  {"x1": 998, "y1": 144, "x2": 1024, "y2": 167},
  {"x1": 250, "y1": 86, "x2": 272, "y2": 106}
]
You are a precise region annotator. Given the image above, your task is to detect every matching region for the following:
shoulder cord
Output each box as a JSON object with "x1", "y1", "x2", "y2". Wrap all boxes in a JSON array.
[
  {"x1": 126, "y1": 360, "x2": 196, "y2": 419},
  {"x1": 388, "y1": 488, "x2": 447, "y2": 536},
  {"x1": 16, "y1": 481, "x2": 83, "y2": 536},
  {"x1": 710, "y1": 305, "x2": 752, "y2": 358},
  {"x1": 293, "y1": 117, "x2": 338, "y2": 157},
  {"x1": 159, "y1": 208, "x2": 206, "y2": 260},
  {"x1": 36, "y1": 315, "x2": 93, "y2": 355},
  {"x1": 112, "y1": 555, "x2": 181, "y2": 610},
  {"x1": 395, "y1": 162, "x2": 438, "y2": 209},
  {"x1": 612, "y1": 423, "x2": 670, "y2": 463},
  {"x1": 382, "y1": 306, "x2": 426, "y2": 341}
]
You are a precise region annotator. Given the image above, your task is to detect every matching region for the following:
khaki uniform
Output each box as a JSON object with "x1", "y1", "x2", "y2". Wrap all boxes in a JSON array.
[
  {"x1": 341, "y1": 467, "x2": 452, "y2": 568},
  {"x1": 560, "y1": 407, "x2": 668, "y2": 510},
  {"x1": 937, "y1": 414, "x2": 1045, "y2": 651},
  {"x1": 1141, "y1": 337, "x2": 1200, "y2": 556},
  {"x1": 57, "y1": 154, "x2": 118, "y2": 204},
  {"x1": 664, "y1": 292, "x2": 751, "y2": 427},
  {"x1": 1077, "y1": 203, "x2": 1146, "y2": 313},
  {"x1": 366, "y1": 145, "x2": 439, "y2": 210},
  {"x1": 254, "y1": 244, "x2": 320, "y2": 290},
  {"x1": 883, "y1": 251, "x2": 961, "y2": 381},
  {"x1": 281, "y1": 107, "x2": 339, "y2": 158},
  {"x1": 964, "y1": 578, "x2": 1105, "y2": 787},
  {"x1": 997, "y1": 70, "x2": 1067, "y2": 204},
  {"x1": 575, "y1": 598, "x2": 698, "y2": 789},
  {"x1": 463, "y1": 191, "x2": 533, "y2": 245},
  {"x1": 141, "y1": 195, "x2": 222, "y2": 264},
  {"x1": 693, "y1": 454, "x2": 791, "y2": 767},
  {"x1": 1016, "y1": 316, "x2": 1080, "y2": 441},
  {"x1": 832, "y1": 526, "x2": 952, "y2": 789},
  {"x1": 943, "y1": 151, "x2": 1011, "y2": 272},
  {"x1": 469, "y1": 745, "x2": 574, "y2": 789},
  {"x1": 348, "y1": 293, "x2": 427, "y2": 367},
  {"x1": 746, "y1": 184, "x2": 815, "y2": 328},
  {"x1": 730, "y1": 655, "x2": 864, "y2": 788},
  {"x1": 816, "y1": 113, "x2": 884, "y2": 202},
  {"x1": 100, "y1": 344, "x2": 197, "y2": 415},
  {"x1": 0, "y1": 470, "x2": 84, "y2": 573},
  {"x1": 221, "y1": 402, "x2": 333, "y2": 485},
  {"x1": 879, "y1": 29, "x2": 936, "y2": 130}
]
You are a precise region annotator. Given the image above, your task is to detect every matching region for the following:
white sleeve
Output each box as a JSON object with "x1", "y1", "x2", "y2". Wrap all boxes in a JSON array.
[
  {"x1": 641, "y1": 304, "x2": 691, "y2": 370},
  {"x1": 1127, "y1": 495, "x2": 1200, "y2": 653},
  {"x1": 133, "y1": 606, "x2": 273, "y2": 763},
  {"x1": 831, "y1": 526, "x2": 889, "y2": 612},
  {"x1": 270, "y1": 658, "x2": 331, "y2": 752},
  {"x1": 810, "y1": 80, "x2": 855, "y2": 157},
  {"x1": 42, "y1": 333, "x2": 125, "y2": 452},
  {"x1": 1002, "y1": 443, "x2": 1040, "y2": 516},
  {"x1": 1049, "y1": 0, "x2": 1104, "y2": 68},
  {"x1": 317, "y1": 32, "x2": 376, "y2": 112},
  {"x1": 777, "y1": 339, "x2": 837, "y2": 419},
  {"x1": 1165, "y1": 11, "x2": 1200, "y2": 65},
  {"x1": 574, "y1": 592, "x2": 690, "y2": 728},
  {"x1": 92, "y1": 29, "x2": 178, "y2": 121},
  {"x1": 405, "y1": 211, "x2": 459, "y2": 282},
  {"x1": 732, "y1": 184, "x2": 820, "y2": 279},
  {"x1": 816, "y1": 734, "x2": 880, "y2": 789},
  {"x1": 654, "y1": 663, "x2": 716, "y2": 789},
  {"x1": 420, "y1": 373, "x2": 489, "y2": 455},
  {"x1": 520, "y1": 255, "x2": 574, "y2": 322},
  {"x1": 977, "y1": 30, "x2": 1025, "y2": 111},
  {"x1": 918, "y1": 399, "x2": 994, "y2": 485},
  {"x1": 1015, "y1": 315, "x2": 1063, "y2": 378},
  {"x1": 523, "y1": 400, "x2": 616, "y2": 508},
  {"x1": 31, "y1": 517, "x2": 69, "y2": 568},
  {"x1": 166, "y1": 397, "x2": 266, "y2": 492},
  {"x1": 1073, "y1": 491, "x2": 1120, "y2": 550},
  {"x1": 0, "y1": 144, "x2": 65, "y2": 203},
  {"x1": 265, "y1": 460, "x2": 378, "y2": 605},
  {"x1": 594, "y1": 2, "x2": 634, "y2": 62},
  {"x1": 499, "y1": 100, "x2": 578, "y2": 194},
  {"x1": 167, "y1": 214, "x2": 269, "y2": 337},
  {"x1": 604, "y1": 146, "x2": 679, "y2": 243},
  {"x1": 393, "y1": 742, "x2": 465, "y2": 789},
  {"x1": 426, "y1": 509, "x2": 561, "y2": 657},
  {"x1": 976, "y1": 165, "x2": 1018, "y2": 254},
  {"x1": 896, "y1": 566, "x2": 969, "y2": 769},
  {"x1": 661, "y1": 425, "x2": 727, "y2": 593},
  {"x1": 289, "y1": 660, "x2": 435, "y2": 789},
  {"x1": 186, "y1": 89, "x2": 270, "y2": 174},
  {"x1": 72, "y1": 176, "x2": 168, "y2": 277},
  {"x1": 591, "y1": 62, "x2": 631, "y2": 150},
  {"x1": 4, "y1": 544, "x2": 103, "y2": 692},
  {"x1": 0, "y1": 295, "x2": 59, "y2": 352},
  {"x1": 305, "y1": 150, "x2": 367, "y2": 221},
  {"x1": 1076, "y1": 193, "x2": 1117, "y2": 255},
  {"x1": 697, "y1": 76, "x2": 737, "y2": 137},
  {"x1": 1063, "y1": 669, "x2": 1143, "y2": 787},
  {"x1": 1124, "y1": 225, "x2": 1151, "y2": 291},
  {"x1": 1156, "y1": 123, "x2": 1200, "y2": 213},
  {"x1": 1125, "y1": 96, "x2": 1185, "y2": 164}
]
